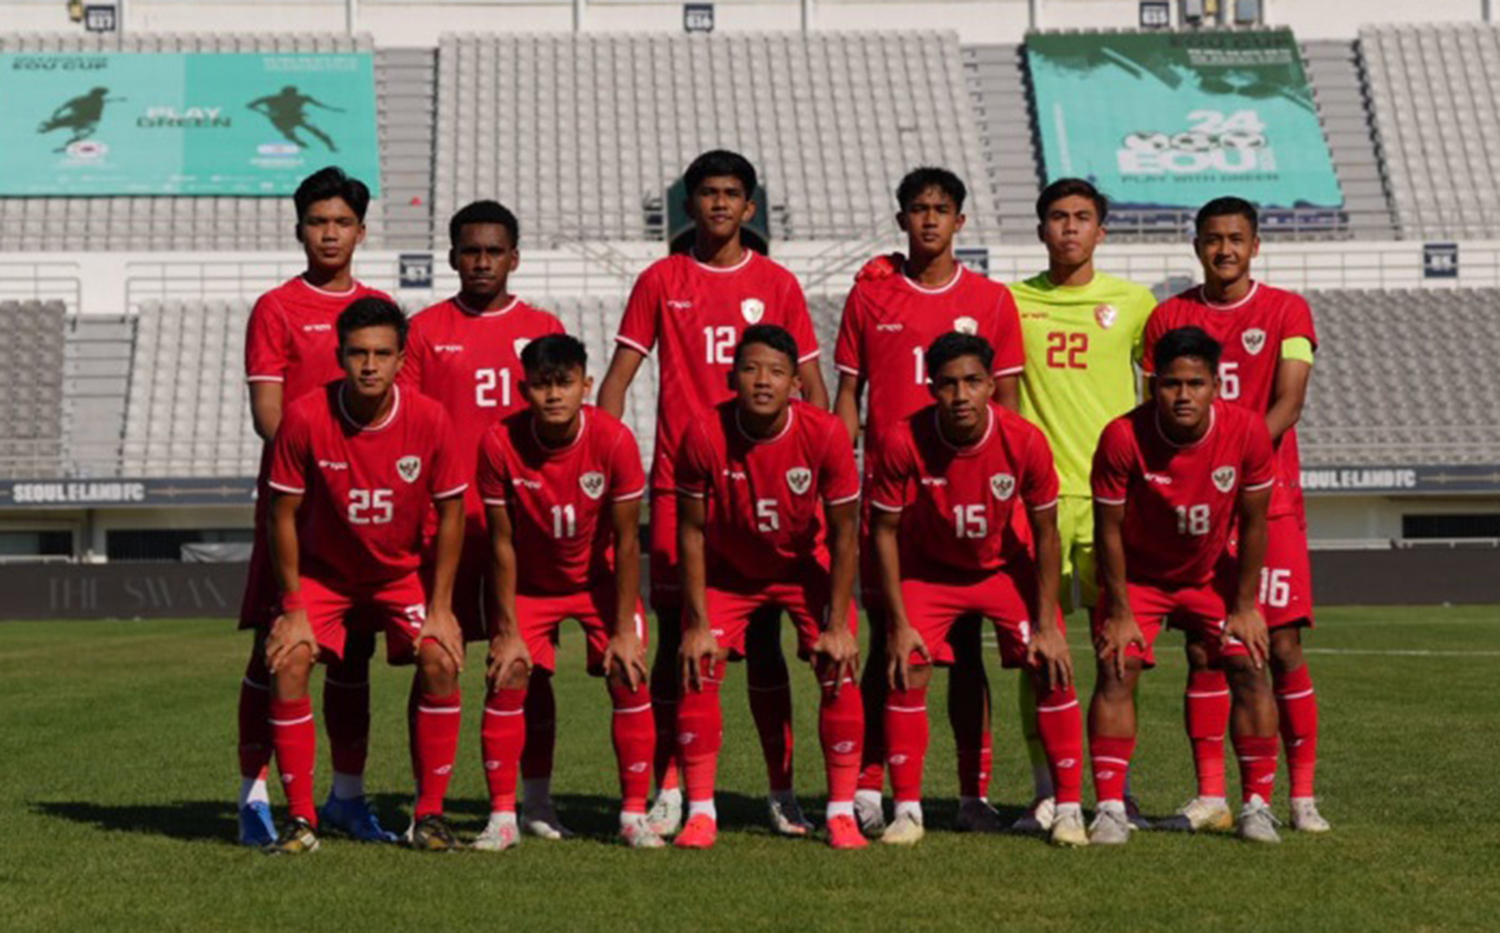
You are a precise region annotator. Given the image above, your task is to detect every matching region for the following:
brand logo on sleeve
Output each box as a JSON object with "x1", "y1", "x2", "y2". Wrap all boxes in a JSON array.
[
  {"x1": 953, "y1": 316, "x2": 979, "y2": 335},
  {"x1": 1242, "y1": 328, "x2": 1268, "y2": 356},
  {"x1": 1094, "y1": 304, "x2": 1118, "y2": 329},
  {"x1": 1212, "y1": 466, "x2": 1237, "y2": 493},
  {"x1": 785, "y1": 467, "x2": 812, "y2": 496},
  {"x1": 741, "y1": 298, "x2": 764, "y2": 325},
  {"x1": 580, "y1": 471, "x2": 606, "y2": 500},
  {"x1": 990, "y1": 472, "x2": 1016, "y2": 501},
  {"x1": 396, "y1": 456, "x2": 422, "y2": 484},
  {"x1": 433, "y1": 344, "x2": 465, "y2": 353},
  {"x1": 513, "y1": 338, "x2": 531, "y2": 359}
]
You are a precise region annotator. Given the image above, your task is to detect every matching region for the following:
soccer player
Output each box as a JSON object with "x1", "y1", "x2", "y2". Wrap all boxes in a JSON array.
[
  {"x1": 598, "y1": 150, "x2": 829, "y2": 837},
  {"x1": 1088, "y1": 326, "x2": 1282, "y2": 845},
  {"x1": 673, "y1": 325, "x2": 865, "y2": 850},
  {"x1": 236, "y1": 167, "x2": 394, "y2": 847},
  {"x1": 400, "y1": 201, "x2": 572, "y2": 839},
  {"x1": 868, "y1": 333, "x2": 1084, "y2": 847},
  {"x1": 835, "y1": 167, "x2": 1024, "y2": 834},
  {"x1": 1144, "y1": 197, "x2": 1327, "y2": 834},
  {"x1": 1007, "y1": 178, "x2": 1158, "y2": 833},
  {"x1": 475, "y1": 334, "x2": 660, "y2": 850},
  {"x1": 261, "y1": 297, "x2": 469, "y2": 854}
]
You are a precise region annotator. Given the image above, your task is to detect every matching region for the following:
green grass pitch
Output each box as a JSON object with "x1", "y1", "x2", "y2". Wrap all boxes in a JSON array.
[{"x1": 1, "y1": 605, "x2": 1497, "y2": 932}]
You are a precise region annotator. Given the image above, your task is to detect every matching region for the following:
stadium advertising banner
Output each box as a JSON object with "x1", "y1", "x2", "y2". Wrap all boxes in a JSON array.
[
  {"x1": 1027, "y1": 30, "x2": 1342, "y2": 210},
  {"x1": 0, "y1": 477, "x2": 256, "y2": 509},
  {"x1": 0, "y1": 52, "x2": 380, "y2": 196}
]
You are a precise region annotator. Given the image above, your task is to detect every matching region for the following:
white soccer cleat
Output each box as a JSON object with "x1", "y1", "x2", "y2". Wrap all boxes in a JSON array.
[
  {"x1": 879, "y1": 811, "x2": 925, "y2": 846},
  {"x1": 1088, "y1": 805, "x2": 1132, "y2": 846},
  {"x1": 854, "y1": 790, "x2": 886, "y2": 834},
  {"x1": 646, "y1": 791, "x2": 683, "y2": 838},
  {"x1": 1237, "y1": 796, "x2": 1282, "y2": 844},
  {"x1": 619, "y1": 813, "x2": 667, "y2": 849},
  {"x1": 1049, "y1": 806, "x2": 1089, "y2": 848},
  {"x1": 955, "y1": 798, "x2": 1005, "y2": 833},
  {"x1": 1158, "y1": 797, "x2": 1235, "y2": 833},
  {"x1": 1291, "y1": 798, "x2": 1331, "y2": 833},
  {"x1": 520, "y1": 801, "x2": 574, "y2": 840},
  {"x1": 768, "y1": 792, "x2": 814, "y2": 837},
  {"x1": 472, "y1": 812, "x2": 521, "y2": 852},
  {"x1": 1011, "y1": 795, "x2": 1057, "y2": 834}
]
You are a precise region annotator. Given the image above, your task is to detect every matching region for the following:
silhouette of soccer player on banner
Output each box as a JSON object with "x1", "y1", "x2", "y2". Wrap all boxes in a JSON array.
[
  {"x1": 37, "y1": 87, "x2": 123, "y2": 152},
  {"x1": 248, "y1": 86, "x2": 344, "y2": 152}
]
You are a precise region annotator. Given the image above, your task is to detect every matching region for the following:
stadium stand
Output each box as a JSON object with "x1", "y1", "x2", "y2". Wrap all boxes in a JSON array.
[
  {"x1": 1302, "y1": 39, "x2": 1397, "y2": 240},
  {"x1": 0, "y1": 300, "x2": 67, "y2": 478},
  {"x1": 962, "y1": 44, "x2": 1040, "y2": 241},
  {"x1": 375, "y1": 46, "x2": 438, "y2": 249},
  {"x1": 63, "y1": 315, "x2": 134, "y2": 479}
]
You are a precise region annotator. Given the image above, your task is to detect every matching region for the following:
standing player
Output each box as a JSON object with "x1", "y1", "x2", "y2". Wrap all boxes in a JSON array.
[
  {"x1": 1007, "y1": 178, "x2": 1158, "y2": 833},
  {"x1": 261, "y1": 297, "x2": 469, "y2": 854},
  {"x1": 400, "y1": 201, "x2": 572, "y2": 839},
  {"x1": 598, "y1": 150, "x2": 829, "y2": 837},
  {"x1": 868, "y1": 333, "x2": 1085, "y2": 847},
  {"x1": 673, "y1": 326, "x2": 865, "y2": 850},
  {"x1": 236, "y1": 167, "x2": 394, "y2": 847},
  {"x1": 1144, "y1": 197, "x2": 1327, "y2": 834},
  {"x1": 835, "y1": 167, "x2": 1024, "y2": 834},
  {"x1": 1087, "y1": 326, "x2": 1282, "y2": 845},
  {"x1": 476, "y1": 335, "x2": 660, "y2": 850}
]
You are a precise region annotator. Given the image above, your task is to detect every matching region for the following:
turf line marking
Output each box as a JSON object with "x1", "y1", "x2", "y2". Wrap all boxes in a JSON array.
[{"x1": 1302, "y1": 648, "x2": 1500, "y2": 657}]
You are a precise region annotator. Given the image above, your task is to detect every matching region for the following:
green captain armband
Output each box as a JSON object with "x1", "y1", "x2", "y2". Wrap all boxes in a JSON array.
[{"x1": 1281, "y1": 336, "x2": 1315, "y2": 364}]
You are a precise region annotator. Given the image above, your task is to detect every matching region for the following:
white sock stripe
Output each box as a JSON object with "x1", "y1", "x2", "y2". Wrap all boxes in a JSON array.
[
  {"x1": 242, "y1": 678, "x2": 269, "y2": 691},
  {"x1": 1186, "y1": 690, "x2": 1231, "y2": 698},
  {"x1": 885, "y1": 704, "x2": 926, "y2": 713},
  {"x1": 1036, "y1": 699, "x2": 1080, "y2": 713},
  {"x1": 613, "y1": 703, "x2": 652, "y2": 714},
  {"x1": 417, "y1": 705, "x2": 463, "y2": 715},
  {"x1": 484, "y1": 706, "x2": 524, "y2": 717},
  {"x1": 269, "y1": 714, "x2": 314, "y2": 726},
  {"x1": 1276, "y1": 688, "x2": 1315, "y2": 700},
  {"x1": 1094, "y1": 756, "x2": 1130, "y2": 766},
  {"x1": 324, "y1": 678, "x2": 370, "y2": 689}
]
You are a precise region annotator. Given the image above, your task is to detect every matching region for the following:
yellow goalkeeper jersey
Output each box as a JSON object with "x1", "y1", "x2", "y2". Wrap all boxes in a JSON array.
[{"x1": 1011, "y1": 271, "x2": 1157, "y2": 497}]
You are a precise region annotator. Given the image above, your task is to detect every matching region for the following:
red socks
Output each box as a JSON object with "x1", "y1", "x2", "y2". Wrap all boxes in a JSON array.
[
  {"x1": 1185, "y1": 669, "x2": 1231, "y2": 799},
  {"x1": 675, "y1": 659, "x2": 726, "y2": 807},
  {"x1": 521, "y1": 669, "x2": 557, "y2": 783},
  {"x1": 609, "y1": 682, "x2": 656, "y2": 814},
  {"x1": 748, "y1": 678, "x2": 795, "y2": 794},
  {"x1": 481, "y1": 687, "x2": 527, "y2": 813},
  {"x1": 1034, "y1": 683, "x2": 1084, "y2": 806},
  {"x1": 817, "y1": 673, "x2": 864, "y2": 805},
  {"x1": 884, "y1": 686, "x2": 930, "y2": 804},
  {"x1": 413, "y1": 690, "x2": 461, "y2": 819},
  {"x1": 1275, "y1": 664, "x2": 1319, "y2": 799},
  {"x1": 1233, "y1": 733, "x2": 1279, "y2": 804},
  {"x1": 238, "y1": 653, "x2": 273, "y2": 780},
  {"x1": 323, "y1": 674, "x2": 370, "y2": 778},
  {"x1": 269, "y1": 696, "x2": 317, "y2": 824},
  {"x1": 1089, "y1": 734, "x2": 1136, "y2": 805}
]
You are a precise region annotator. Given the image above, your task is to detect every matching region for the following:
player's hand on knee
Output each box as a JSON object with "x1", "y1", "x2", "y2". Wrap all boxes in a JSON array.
[
  {"x1": 679, "y1": 627, "x2": 719, "y2": 693},
  {"x1": 1223, "y1": 608, "x2": 1269, "y2": 670},
  {"x1": 811, "y1": 627, "x2": 860, "y2": 696},
  {"x1": 1027, "y1": 625, "x2": 1074, "y2": 690},
  {"x1": 886, "y1": 624, "x2": 929, "y2": 691},
  {"x1": 417, "y1": 606, "x2": 465, "y2": 673},
  {"x1": 1096, "y1": 612, "x2": 1144, "y2": 680},
  {"x1": 265, "y1": 609, "x2": 316, "y2": 674},
  {"x1": 485, "y1": 633, "x2": 531, "y2": 691},
  {"x1": 603, "y1": 631, "x2": 649, "y2": 692}
]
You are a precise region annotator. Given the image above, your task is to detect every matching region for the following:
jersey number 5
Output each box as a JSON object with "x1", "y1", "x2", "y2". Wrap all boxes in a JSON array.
[
  {"x1": 1045, "y1": 332, "x2": 1088, "y2": 369},
  {"x1": 951, "y1": 503, "x2": 988, "y2": 539}
]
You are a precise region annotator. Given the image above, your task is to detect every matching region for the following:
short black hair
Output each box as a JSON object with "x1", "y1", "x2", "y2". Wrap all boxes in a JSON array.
[
  {"x1": 1195, "y1": 196, "x2": 1259, "y2": 236},
  {"x1": 734, "y1": 324, "x2": 799, "y2": 368},
  {"x1": 925, "y1": 332, "x2": 994, "y2": 378},
  {"x1": 520, "y1": 333, "x2": 588, "y2": 381},
  {"x1": 1152, "y1": 326, "x2": 1221, "y2": 375},
  {"x1": 449, "y1": 200, "x2": 519, "y2": 249},
  {"x1": 294, "y1": 166, "x2": 370, "y2": 223},
  {"x1": 337, "y1": 296, "x2": 407, "y2": 349},
  {"x1": 684, "y1": 150, "x2": 758, "y2": 199},
  {"x1": 1037, "y1": 177, "x2": 1109, "y2": 223},
  {"x1": 896, "y1": 167, "x2": 967, "y2": 213}
]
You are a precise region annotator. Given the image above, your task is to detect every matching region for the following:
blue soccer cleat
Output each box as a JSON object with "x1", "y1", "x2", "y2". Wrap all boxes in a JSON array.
[
  {"x1": 319, "y1": 794, "x2": 399, "y2": 844},
  {"x1": 238, "y1": 801, "x2": 276, "y2": 847}
]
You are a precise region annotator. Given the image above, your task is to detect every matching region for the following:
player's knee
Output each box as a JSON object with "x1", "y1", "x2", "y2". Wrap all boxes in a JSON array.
[
  {"x1": 417, "y1": 642, "x2": 460, "y2": 689},
  {"x1": 1222, "y1": 657, "x2": 1269, "y2": 696},
  {"x1": 1184, "y1": 636, "x2": 1214, "y2": 672},
  {"x1": 272, "y1": 645, "x2": 315, "y2": 696},
  {"x1": 903, "y1": 663, "x2": 934, "y2": 690},
  {"x1": 1268, "y1": 628, "x2": 1304, "y2": 674},
  {"x1": 1092, "y1": 659, "x2": 1139, "y2": 699}
]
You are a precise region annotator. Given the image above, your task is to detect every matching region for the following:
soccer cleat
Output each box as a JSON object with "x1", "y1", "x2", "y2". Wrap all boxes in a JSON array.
[
  {"x1": 1049, "y1": 808, "x2": 1089, "y2": 848},
  {"x1": 1088, "y1": 806, "x2": 1132, "y2": 846},
  {"x1": 238, "y1": 801, "x2": 276, "y2": 848},
  {"x1": 767, "y1": 793, "x2": 814, "y2": 837},
  {"x1": 619, "y1": 814, "x2": 667, "y2": 849},
  {"x1": 1124, "y1": 794, "x2": 1153, "y2": 831},
  {"x1": 1158, "y1": 797, "x2": 1235, "y2": 833},
  {"x1": 854, "y1": 791, "x2": 886, "y2": 835},
  {"x1": 521, "y1": 801, "x2": 574, "y2": 841},
  {"x1": 955, "y1": 798, "x2": 1005, "y2": 833},
  {"x1": 646, "y1": 793, "x2": 683, "y2": 838},
  {"x1": 673, "y1": 813, "x2": 718, "y2": 850},
  {"x1": 472, "y1": 813, "x2": 521, "y2": 852},
  {"x1": 826, "y1": 814, "x2": 869, "y2": 850},
  {"x1": 319, "y1": 794, "x2": 398, "y2": 843},
  {"x1": 405, "y1": 814, "x2": 460, "y2": 853},
  {"x1": 1291, "y1": 799, "x2": 1332, "y2": 833},
  {"x1": 1237, "y1": 797, "x2": 1282, "y2": 844},
  {"x1": 263, "y1": 817, "x2": 319, "y2": 856},
  {"x1": 1011, "y1": 795, "x2": 1057, "y2": 834},
  {"x1": 879, "y1": 811, "x2": 925, "y2": 846}
]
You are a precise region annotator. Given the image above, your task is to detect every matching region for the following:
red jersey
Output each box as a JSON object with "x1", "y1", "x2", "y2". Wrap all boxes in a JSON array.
[
  {"x1": 268, "y1": 384, "x2": 467, "y2": 586},
  {"x1": 1091, "y1": 400, "x2": 1275, "y2": 588},
  {"x1": 676, "y1": 400, "x2": 860, "y2": 584},
  {"x1": 834, "y1": 265, "x2": 1025, "y2": 454},
  {"x1": 402, "y1": 295, "x2": 566, "y2": 517},
  {"x1": 870, "y1": 403, "x2": 1058, "y2": 582},
  {"x1": 475, "y1": 406, "x2": 646, "y2": 596},
  {"x1": 1144, "y1": 282, "x2": 1317, "y2": 518},
  {"x1": 617, "y1": 251, "x2": 820, "y2": 491},
  {"x1": 245, "y1": 276, "x2": 392, "y2": 411}
]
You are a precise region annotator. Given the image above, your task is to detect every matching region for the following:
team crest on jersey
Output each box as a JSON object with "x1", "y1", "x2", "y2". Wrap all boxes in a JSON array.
[
  {"x1": 1094, "y1": 304, "x2": 1118, "y2": 330},
  {"x1": 786, "y1": 467, "x2": 812, "y2": 496},
  {"x1": 1212, "y1": 466, "x2": 1237, "y2": 493},
  {"x1": 580, "y1": 471, "x2": 606, "y2": 500},
  {"x1": 990, "y1": 472, "x2": 1016, "y2": 501},
  {"x1": 397, "y1": 456, "x2": 422, "y2": 484},
  {"x1": 513, "y1": 337, "x2": 532, "y2": 359},
  {"x1": 741, "y1": 298, "x2": 765, "y2": 325},
  {"x1": 1242, "y1": 328, "x2": 1268, "y2": 356},
  {"x1": 953, "y1": 316, "x2": 979, "y2": 335}
]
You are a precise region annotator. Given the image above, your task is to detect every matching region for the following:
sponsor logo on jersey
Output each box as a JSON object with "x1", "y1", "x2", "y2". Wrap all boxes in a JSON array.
[
  {"x1": 1094, "y1": 304, "x2": 1118, "y2": 330},
  {"x1": 786, "y1": 467, "x2": 812, "y2": 495},
  {"x1": 397, "y1": 456, "x2": 422, "y2": 483},
  {"x1": 513, "y1": 338, "x2": 531, "y2": 359},
  {"x1": 433, "y1": 344, "x2": 465, "y2": 353},
  {"x1": 1144, "y1": 472, "x2": 1173, "y2": 485},
  {"x1": 317, "y1": 459, "x2": 349, "y2": 470},
  {"x1": 875, "y1": 322, "x2": 904, "y2": 332},
  {"x1": 1242, "y1": 328, "x2": 1268, "y2": 356},
  {"x1": 302, "y1": 323, "x2": 333, "y2": 333},
  {"x1": 580, "y1": 471, "x2": 606, "y2": 500},
  {"x1": 990, "y1": 472, "x2": 1016, "y2": 501},
  {"x1": 667, "y1": 300, "x2": 693, "y2": 310},
  {"x1": 512, "y1": 477, "x2": 543, "y2": 490},
  {"x1": 741, "y1": 298, "x2": 765, "y2": 325},
  {"x1": 920, "y1": 476, "x2": 948, "y2": 487},
  {"x1": 721, "y1": 469, "x2": 747, "y2": 482},
  {"x1": 953, "y1": 316, "x2": 979, "y2": 335},
  {"x1": 1212, "y1": 466, "x2": 1237, "y2": 493}
]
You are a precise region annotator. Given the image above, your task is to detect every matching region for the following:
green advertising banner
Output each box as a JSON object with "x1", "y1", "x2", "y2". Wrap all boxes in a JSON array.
[
  {"x1": 1027, "y1": 30, "x2": 1342, "y2": 210},
  {"x1": 0, "y1": 52, "x2": 380, "y2": 196}
]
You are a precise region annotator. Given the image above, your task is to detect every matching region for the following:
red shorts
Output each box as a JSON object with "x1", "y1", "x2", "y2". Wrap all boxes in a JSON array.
[
  {"x1": 900, "y1": 570, "x2": 1061, "y2": 669},
  {"x1": 517, "y1": 585, "x2": 649, "y2": 676},
  {"x1": 707, "y1": 574, "x2": 858, "y2": 661},
  {"x1": 423, "y1": 524, "x2": 491, "y2": 643},
  {"x1": 1093, "y1": 580, "x2": 1249, "y2": 668},
  {"x1": 648, "y1": 488, "x2": 679, "y2": 611},
  {"x1": 1224, "y1": 514, "x2": 1315, "y2": 630},
  {"x1": 300, "y1": 572, "x2": 428, "y2": 665}
]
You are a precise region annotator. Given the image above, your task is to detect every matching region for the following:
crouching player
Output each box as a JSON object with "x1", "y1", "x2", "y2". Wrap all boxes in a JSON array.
[
  {"x1": 476, "y1": 335, "x2": 660, "y2": 850},
  {"x1": 674, "y1": 325, "x2": 866, "y2": 850},
  {"x1": 869, "y1": 332, "x2": 1084, "y2": 847},
  {"x1": 262, "y1": 297, "x2": 469, "y2": 854},
  {"x1": 1087, "y1": 326, "x2": 1282, "y2": 845}
]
